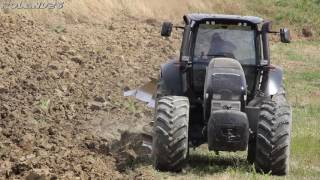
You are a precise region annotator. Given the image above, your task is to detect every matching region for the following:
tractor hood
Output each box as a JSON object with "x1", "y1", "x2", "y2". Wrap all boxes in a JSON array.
[{"x1": 203, "y1": 58, "x2": 247, "y2": 121}]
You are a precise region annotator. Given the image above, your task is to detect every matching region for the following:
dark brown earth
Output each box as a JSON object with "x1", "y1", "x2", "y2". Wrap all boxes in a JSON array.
[{"x1": 0, "y1": 13, "x2": 181, "y2": 179}]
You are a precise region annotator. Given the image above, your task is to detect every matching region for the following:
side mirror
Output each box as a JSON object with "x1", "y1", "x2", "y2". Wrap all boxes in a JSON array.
[
  {"x1": 280, "y1": 28, "x2": 291, "y2": 43},
  {"x1": 161, "y1": 22, "x2": 173, "y2": 37}
]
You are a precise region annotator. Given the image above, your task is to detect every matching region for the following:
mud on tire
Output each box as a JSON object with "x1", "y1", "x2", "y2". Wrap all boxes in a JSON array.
[
  {"x1": 152, "y1": 96, "x2": 189, "y2": 172},
  {"x1": 254, "y1": 90, "x2": 292, "y2": 175}
]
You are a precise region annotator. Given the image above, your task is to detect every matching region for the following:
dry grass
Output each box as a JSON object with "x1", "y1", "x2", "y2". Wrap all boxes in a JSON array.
[
  {"x1": 3, "y1": 0, "x2": 320, "y2": 38},
  {"x1": 2, "y1": 0, "x2": 320, "y2": 38}
]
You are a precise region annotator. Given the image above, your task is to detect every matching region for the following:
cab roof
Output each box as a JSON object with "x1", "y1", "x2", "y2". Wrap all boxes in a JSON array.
[{"x1": 184, "y1": 13, "x2": 263, "y2": 25}]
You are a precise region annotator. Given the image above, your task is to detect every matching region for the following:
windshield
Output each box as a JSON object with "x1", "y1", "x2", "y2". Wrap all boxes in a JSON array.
[{"x1": 193, "y1": 24, "x2": 257, "y2": 65}]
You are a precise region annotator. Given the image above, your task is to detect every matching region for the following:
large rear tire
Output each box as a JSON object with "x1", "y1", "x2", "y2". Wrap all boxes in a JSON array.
[
  {"x1": 254, "y1": 89, "x2": 292, "y2": 175},
  {"x1": 152, "y1": 96, "x2": 189, "y2": 172}
]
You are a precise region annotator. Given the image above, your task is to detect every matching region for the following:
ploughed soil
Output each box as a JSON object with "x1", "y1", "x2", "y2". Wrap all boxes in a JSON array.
[{"x1": 0, "y1": 13, "x2": 181, "y2": 179}]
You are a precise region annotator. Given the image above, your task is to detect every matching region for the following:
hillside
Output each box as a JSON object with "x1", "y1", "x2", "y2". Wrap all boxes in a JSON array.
[
  {"x1": 0, "y1": 0, "x2": 319, "y2": 179},
  {"x1": 5, "y1": 0, "x2": 320, "y2": 38}
]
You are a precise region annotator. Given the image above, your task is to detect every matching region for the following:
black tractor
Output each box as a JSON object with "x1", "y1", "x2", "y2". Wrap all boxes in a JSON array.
[{"x1": 126, "y1": 13, "x2": 292, "y2": 175}]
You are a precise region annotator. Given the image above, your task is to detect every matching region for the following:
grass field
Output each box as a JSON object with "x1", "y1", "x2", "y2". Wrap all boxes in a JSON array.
[
  {"x1": 277, "y1": 40, "x2": 320, "y2": 179},
  {"x1": 247, "y1": 0, "x2": 320, "y2": 37}
]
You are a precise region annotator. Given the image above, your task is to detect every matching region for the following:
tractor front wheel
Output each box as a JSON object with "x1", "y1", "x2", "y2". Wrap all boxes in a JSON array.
[
  {"x1": 152, "y1": 96, "x2": 189, "y2": 172},
  {"x1": 254, "y1": 90, "x2": 292, "y2": 175}
]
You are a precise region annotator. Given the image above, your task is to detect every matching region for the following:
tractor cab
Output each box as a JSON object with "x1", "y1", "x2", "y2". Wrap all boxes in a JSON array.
[
  {"x1": 190, "y1": 18, "x2": 260, "y2": 100},
  {"x1": 161, "y1": 14, "x2": 290, "y2": 102}
]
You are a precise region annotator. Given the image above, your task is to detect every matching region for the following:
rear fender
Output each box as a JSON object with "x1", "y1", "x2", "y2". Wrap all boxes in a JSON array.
[
  {"x1": 261, "y1": 66, "x2": 283, "y2": 96},
  {"x1": 160, "y1": 59, "x2": 185, "y2": 96}
]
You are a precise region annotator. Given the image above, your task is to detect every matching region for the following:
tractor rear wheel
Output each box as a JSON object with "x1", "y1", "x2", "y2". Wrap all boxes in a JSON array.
[
  {"x1": 152, "y1": 96, "x2": 189, "y2": 172},
  {"x1": 254, "y1": 90, "x2": 292, "y2": 175}
]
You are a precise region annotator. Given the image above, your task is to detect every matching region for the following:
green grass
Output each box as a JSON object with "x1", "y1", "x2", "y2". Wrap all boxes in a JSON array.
[
  {"x1": 39, "y1": 98, "x2": 50, "y2": 111},
  {"x1": 246, "y1": 0, "x2": 320, "y2": 37},
  {"x1": 285, "y1": 41, "x2": 320, "y2": 178},
  {"x1": 290, "y1": 105, "x2": 320, "y2": 178}
]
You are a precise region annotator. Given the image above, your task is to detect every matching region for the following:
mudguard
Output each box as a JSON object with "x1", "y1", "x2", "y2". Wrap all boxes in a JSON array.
[
  {"x1": 261, "y1": 66, "x2": 283, "y2": 96},
  {"x1": 160, "y1": 59, "x2": 184, "y2": 96},
  {"x1": 245, "y1": 66, "x2": 283, "y2": 131}
]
